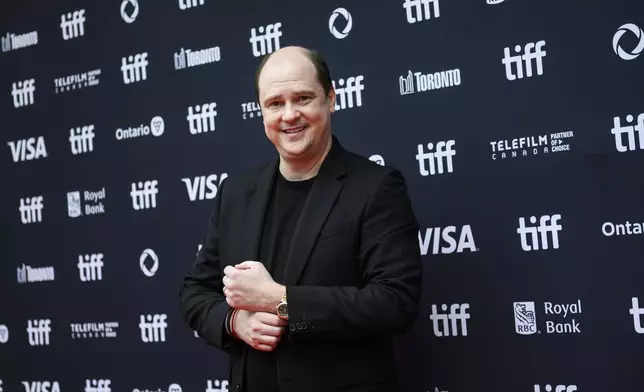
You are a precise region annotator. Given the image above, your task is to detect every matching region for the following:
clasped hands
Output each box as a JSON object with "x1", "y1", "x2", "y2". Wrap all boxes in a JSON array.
[{"x1": 222, "y1": 261, "x2": 287, "y2": 352}]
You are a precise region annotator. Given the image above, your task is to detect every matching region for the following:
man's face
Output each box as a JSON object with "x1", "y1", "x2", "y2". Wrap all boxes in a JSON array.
[{"x1": 258, "y1": 51, "x2": 335, "y2": 161}]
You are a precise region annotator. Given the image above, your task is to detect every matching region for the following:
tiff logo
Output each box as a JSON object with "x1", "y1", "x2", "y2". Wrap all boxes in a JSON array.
[
  {"x1": 26, "y1": 319, "x2": 51, "y2": 346},
  {"x1": 130, "y1": 180, "x2": 159, "y2": 210},
  {"x1": 121, "y1": 52, "x2": 149, "y2": 84},
  {"x1": 403, "y1": 0, "x2": 440, "y2": 24},
  {"x1": 179, "y1": 0, "x2": 205, "y2": 10},
  {"x1": 250, "y1": 22, "x2": 282, "y2": 57},
  {"x1": 630, "y1": 297, "x2": 644, "y2": 334},
  {"x1": 7, "y1": 136, "x2": 47, "y2": 162},
  {"x1": 139, "y1": 314, "x2": 167, "y2": 343},
  {"x1": 429, "y1": 303, "x2": 470, "y2": 337},
  {"x1": 517, "y1": 214, "x2": 562, "y2": 251},
  {"x1": 534, "y1": 386, "x2": 577, "y2": 392},
  {"x1": 78, "y1": 254, "x2": 104, "y2": 282},
  {"x1": 61, "y1": 10, "x2": 86, "y2": 40},
  {"x1": 85, "y1": 379, "x2": 111, "y2": 392},
  {"x1": 19, "y1": 196, "x2": 44, "y2": 224},
  {"x1": 333, "y1": 76, "x2": 364, "y2": 111},
  {"x1": 187, "y1": 102, "x2": 217, "y2": 134},
  {"x1": 206, "y1": 380, "x2": 229, "y2": 392},
  {"x1": 502, "y1": 40, "x2": 547, "y2": 81},
  {"x1": 69, "y1": 125, "x2": 95, "y2": 155},
  {"x1": 11, "y1": 79, "x2": 35, "y2": 108},
  {"x1": 416, "y1": 140, "x2": 456, "y2": 176},
  {"x1": 611, "y1": 112, "x2": 644, "y2": 152},
  {"x1": 182, "y1": 173, "x2": 227, "y2": 201}
]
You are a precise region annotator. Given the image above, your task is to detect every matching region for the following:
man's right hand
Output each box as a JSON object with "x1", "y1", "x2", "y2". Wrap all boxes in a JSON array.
[{"x1": 233, "y1": 309, "x2": 288, "y2": 352}]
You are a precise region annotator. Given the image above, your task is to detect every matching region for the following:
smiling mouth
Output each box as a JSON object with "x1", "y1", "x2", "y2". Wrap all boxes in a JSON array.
[{"x1": 282, "y1": 125, "x2": 308, "y2": 134}]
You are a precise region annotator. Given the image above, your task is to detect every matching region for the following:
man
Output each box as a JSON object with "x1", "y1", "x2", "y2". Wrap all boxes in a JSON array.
[{"x1": 179, "y1": 46, "x2": 422, "y2": 392}]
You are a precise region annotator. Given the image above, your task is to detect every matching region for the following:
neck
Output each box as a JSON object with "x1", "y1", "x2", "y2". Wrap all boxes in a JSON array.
[{"x1": 279, "y1": 134, "x2": 332, "y2": 181}]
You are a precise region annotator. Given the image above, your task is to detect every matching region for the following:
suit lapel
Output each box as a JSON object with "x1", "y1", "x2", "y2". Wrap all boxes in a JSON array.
[
  {"x1": 241, "y1": 159, "x2": 278, "y2": 263},
  {"x1": 283, "y1": 136, "x2": 347, "y2": 286}
]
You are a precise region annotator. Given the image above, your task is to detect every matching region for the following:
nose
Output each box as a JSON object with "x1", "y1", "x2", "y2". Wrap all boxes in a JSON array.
[{"x1": 281, "y1": 102, "x2": 300, "y2": 122}]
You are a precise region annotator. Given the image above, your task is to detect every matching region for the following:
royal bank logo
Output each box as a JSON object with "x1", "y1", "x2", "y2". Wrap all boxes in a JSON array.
[
  {"x1": 67, "y1": 187, "x2": 106, "y2": 218},
  {"x1": 54, "y1": 69, "x2": 101, "y2": 93},
  {"x1": 2, "y1": 30, "x2": 38, "y2": 52},
  {"x1": 174, "y1": 46, "x2": 221, "y2": 70},
  {"x1": 329, "y1": 8, "x2": 352, "y2": 39},
  {"x1": 490, "y1": 130, "x2": 574, "y2": 160},
  {"x1": 399, "y1": 68, "x2": 461, "y2": 95},
  {"x1": 613, "y1": 23, "x2": 644, "y2": 61},
  {"x1": 513, "y1": 300, "x2": 583, "y2": 335}
]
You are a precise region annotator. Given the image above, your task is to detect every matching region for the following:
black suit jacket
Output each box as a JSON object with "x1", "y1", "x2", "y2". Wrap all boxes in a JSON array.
[{"x1": 179, "y1": 135, "x2": 423, "y2": 392}]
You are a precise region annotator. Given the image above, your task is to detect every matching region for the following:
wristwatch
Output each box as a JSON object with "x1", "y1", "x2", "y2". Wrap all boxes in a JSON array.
[{"x1": 276, "y1": 293, "x2": 288, "y2": 320}]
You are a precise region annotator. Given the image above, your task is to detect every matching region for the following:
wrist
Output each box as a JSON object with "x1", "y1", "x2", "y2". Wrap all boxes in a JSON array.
[{"x1": 269, "y1": 283, "x2": 286, "y2": 313}]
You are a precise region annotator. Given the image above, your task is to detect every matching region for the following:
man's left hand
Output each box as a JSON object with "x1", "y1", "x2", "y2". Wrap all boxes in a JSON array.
[{"x1": 222, "y1": 261, "x2": 284, "y2": 313}]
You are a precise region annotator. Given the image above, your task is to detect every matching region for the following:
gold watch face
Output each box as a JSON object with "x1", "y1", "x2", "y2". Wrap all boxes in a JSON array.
[{"x1": 277, "y1": 303, "x2": 288, "y2": 317}]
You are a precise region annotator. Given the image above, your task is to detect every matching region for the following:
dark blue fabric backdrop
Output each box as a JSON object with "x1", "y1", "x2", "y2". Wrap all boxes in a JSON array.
[{"x1": 2, "y1": 0, "x2": 644, "y2": 391}]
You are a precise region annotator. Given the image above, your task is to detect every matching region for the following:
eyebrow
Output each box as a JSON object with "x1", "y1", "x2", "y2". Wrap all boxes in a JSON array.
[{"x1": 264, "y1": 89, "x2": 317, "y2": 103}]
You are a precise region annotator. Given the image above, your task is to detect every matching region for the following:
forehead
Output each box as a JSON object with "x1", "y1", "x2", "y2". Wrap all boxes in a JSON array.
[{"x1": 258, "y1": 55, "x2": 321, "y2": 97}]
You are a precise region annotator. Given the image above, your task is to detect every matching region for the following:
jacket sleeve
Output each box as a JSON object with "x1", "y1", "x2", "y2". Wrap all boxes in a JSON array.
[
  {"x1": 286, "y1": 168, "x2": 423, "y2": 341},
  {"x1": 179, "y1": 179, "x2": 234, "y2": 351}
]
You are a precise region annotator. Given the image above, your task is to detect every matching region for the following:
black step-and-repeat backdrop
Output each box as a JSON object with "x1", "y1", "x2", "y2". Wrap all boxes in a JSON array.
[{"x1": 1, "y1": 0, "x2": 643, "y2": 391}]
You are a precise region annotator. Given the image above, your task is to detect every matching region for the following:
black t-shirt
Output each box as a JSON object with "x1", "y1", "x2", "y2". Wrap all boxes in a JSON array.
[{"x1": 244, "y1": 169, "x2": 315, "y2": 392}]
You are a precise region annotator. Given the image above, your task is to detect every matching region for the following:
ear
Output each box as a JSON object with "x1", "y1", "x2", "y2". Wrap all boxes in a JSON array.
[{"x1": 328, "y1": 88, "x2": 336, "y2": 113}]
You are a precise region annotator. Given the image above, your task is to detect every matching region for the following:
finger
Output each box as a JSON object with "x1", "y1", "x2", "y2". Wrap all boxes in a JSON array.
[
  {"x1": 235, "y1": 260, "x2": 256, "y2": 269},
  {"x1": 222, "y1": 276, "x2": 232, "y2": 288},
  {"x1": 223, "y1": 265, "x2": 237, "y2": 277},
  {"x1": 254, "y1": 343, "x2": 276, "y2": 352},
  {"x1": 257, "y1": 312, "x2": 288, "y2": 327},
  {"x1": 259, "y1": 325, "x2": 285, "y2": 337}
]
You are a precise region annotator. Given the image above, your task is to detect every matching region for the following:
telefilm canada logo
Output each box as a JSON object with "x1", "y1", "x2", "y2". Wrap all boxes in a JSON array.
[
  {"x1": 54, "y1": 68, "x2": 101, "y2": 93},
  {"x1": 490, "y1": 130, "x2": 574, "y2": 160}
]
